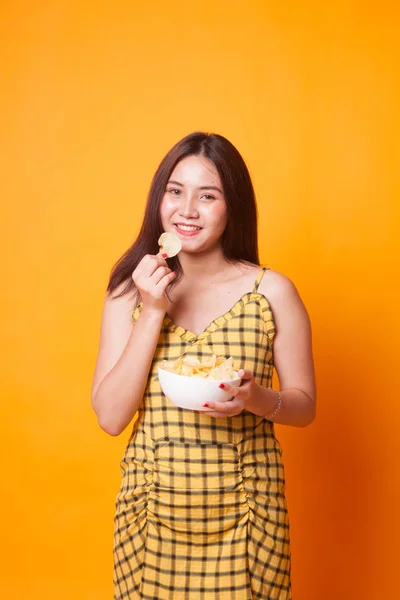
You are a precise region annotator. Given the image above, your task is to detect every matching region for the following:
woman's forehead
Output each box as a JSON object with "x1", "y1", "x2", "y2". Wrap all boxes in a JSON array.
[{"x1": 170, "y1": 155, "x2": 221, "y2": 187}]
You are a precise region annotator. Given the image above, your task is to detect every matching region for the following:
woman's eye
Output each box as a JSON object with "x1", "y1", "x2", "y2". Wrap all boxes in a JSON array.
[
  {"x1": 201, "y1": 194, "x2": 215, "y2": 201},
  {"x1": 168, "y1": 188, "x2": 182, "y2": 196}
]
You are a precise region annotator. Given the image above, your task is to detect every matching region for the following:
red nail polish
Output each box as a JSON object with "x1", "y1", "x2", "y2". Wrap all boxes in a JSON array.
[
  {"x1": 161, "y1": 253, "x2": 168, "y2": 259},
  {"x1": 219, "y1": 383, "x2": 225, "y2": 389},
  {"x1": 203, "y1": 403, "x2": 209, "y2": 408}
]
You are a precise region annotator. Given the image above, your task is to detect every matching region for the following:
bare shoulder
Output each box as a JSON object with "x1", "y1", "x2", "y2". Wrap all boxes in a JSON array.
[
  {"x1": 106, "y1": 280, "x2": 137, "y2": 311},
  {"x1": 258, "y1": 269, "x2": 299, "y2": 301},
  {"x1": 258, "y1": 268, "x2": 310, "y2": 324},
  {"x1": 99, "y1": 281, "x2": 138, "y2": 339}
]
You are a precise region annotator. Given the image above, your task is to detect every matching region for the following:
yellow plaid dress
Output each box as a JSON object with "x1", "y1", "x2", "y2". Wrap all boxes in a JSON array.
[{"x1": 113, "y1": 268, "x2": 291, "y2": 599}]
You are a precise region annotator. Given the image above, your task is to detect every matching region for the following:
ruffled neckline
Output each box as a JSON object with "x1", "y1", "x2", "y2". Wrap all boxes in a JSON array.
[{"x1": 163, "y1": 291, "x2": 274, "y2": 344}]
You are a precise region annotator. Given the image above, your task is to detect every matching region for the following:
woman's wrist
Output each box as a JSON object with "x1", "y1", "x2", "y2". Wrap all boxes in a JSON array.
[
  {"x1": 247, "y1": 383, "x2": 282, "y2": 420},
  {"x1": 140, "y1": 304, "x2": 166, "y2": 321},
  {"x1": 264, "y1": 390, "x2": 282, "y2": 421}
]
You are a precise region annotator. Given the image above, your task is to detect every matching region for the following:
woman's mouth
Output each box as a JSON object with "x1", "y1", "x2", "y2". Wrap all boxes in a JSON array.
[{"x1": 174, "y1": 223, "x2": 203, "y2": 237}]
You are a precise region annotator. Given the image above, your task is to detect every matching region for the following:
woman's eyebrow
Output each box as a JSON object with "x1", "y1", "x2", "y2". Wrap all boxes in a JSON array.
[
  {"x1": 167, "y1": 180, "x2": 184, "y2": 187},
  {"x1": 167, "y1": 180, "x2": 223, "y2": 194},
  {"x1": 199, "y1": 185, "x2": 223, "y2": 193}
]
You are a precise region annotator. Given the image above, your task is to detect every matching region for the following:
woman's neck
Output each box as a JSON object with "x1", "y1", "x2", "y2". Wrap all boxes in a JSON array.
[{"x1": 178, "y1": 247, "x2": 232, "y2": 283}]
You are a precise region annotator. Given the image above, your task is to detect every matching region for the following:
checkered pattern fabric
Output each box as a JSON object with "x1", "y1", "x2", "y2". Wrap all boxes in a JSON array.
[{"x1": 113, "y1": 268, "x2": 291, "y2": 599}]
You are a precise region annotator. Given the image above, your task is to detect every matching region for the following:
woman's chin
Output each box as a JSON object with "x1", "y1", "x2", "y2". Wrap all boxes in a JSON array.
[{"x1": 179, "y1": 242, "x2": 223, "y2": 257}]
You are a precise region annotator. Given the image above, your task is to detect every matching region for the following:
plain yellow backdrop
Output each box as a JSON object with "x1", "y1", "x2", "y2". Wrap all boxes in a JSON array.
[{"x1": 2, "y1": 1, "x2": 399, "y2": 598}]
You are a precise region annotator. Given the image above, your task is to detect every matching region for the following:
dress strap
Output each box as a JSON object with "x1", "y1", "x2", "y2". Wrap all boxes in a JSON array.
[{"x1": 252, "y1": 267, "x2": 269, "y2": 293}]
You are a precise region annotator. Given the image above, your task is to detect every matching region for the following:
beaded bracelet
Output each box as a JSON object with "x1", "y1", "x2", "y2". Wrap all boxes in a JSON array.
[{"x1": 265, "y1": 389, "x2": 282, "y2": 421}]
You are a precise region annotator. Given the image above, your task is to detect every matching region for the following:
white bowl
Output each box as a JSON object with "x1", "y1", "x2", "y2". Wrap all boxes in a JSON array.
[{"x1": 157, "y1": 366, "x2": 242, "y2": 411}]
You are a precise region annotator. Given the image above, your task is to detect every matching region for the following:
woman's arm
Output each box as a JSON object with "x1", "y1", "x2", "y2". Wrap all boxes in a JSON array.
[
  {"x1": 91, "y1": 295, "x2": 165, "y2": 436},
  {"x1": 205, "y1": 271, "x2": 316, "y2": 427},
  {"x1": 245, "y1": 271, "x2": 316, "y2": 427},
  {"x1": 91, "y1": 254, "x2": 175, "y2": 436}
]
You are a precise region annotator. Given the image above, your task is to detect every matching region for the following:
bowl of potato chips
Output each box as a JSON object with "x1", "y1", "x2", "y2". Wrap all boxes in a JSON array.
[{"x1": 157, "y1": 355, "x2": 242, "y2": 411}]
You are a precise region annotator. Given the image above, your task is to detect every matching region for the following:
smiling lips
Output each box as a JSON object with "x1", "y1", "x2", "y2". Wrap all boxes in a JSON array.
[{"x1": 174, "y1": 223, "x2": 203, "y2": 236}]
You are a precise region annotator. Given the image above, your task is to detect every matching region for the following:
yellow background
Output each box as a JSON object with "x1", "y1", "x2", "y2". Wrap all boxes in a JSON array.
[{"x1": 2, "y1": 1, "x2": 399, "y2": 598}]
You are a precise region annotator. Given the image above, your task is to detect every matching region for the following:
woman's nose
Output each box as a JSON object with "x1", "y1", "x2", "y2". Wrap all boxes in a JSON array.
[{"x1": 178, "y1": 196, "x2": 199, "y2": 219}]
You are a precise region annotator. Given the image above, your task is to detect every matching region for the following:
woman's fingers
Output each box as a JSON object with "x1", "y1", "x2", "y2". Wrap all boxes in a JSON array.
[
  {"x1": 195, "y1": 374, "x2": 254, "y2": 419},
  {"x1": 134, "y1": 253, "x2": 168, "y2": 281},
  {"x1": 155, "y1": 268, "x2": 177, "y2": 290},
  {"x1": 202, "y1": 410, "x2": 238, "y2": 418},
  {"x1": 204, "y1": 395, "x2": 243, "y2": 413},
  {"x1": 131, "y1": 253, "x2": 176, "y2": 312},
  {"x1": 151, "y1": 265, "x2": 172, "y2": 286},
  {"x1": 237, "y1": 369, "x2": 254, "y2": 381},
  {"x1": 203, "y1": 404, "x2": 243, "y2": 418},
  {"x1": 133, "y1": 254, "x2": 170, "y2": 291},
  {"x1": 218, "y1": 382, "x2": 240, "y2": 395}
]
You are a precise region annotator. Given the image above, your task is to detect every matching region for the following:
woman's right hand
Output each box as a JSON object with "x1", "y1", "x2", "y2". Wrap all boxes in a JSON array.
[{"x1": 132, "y1": 253, "x2": 176, "y2": 314}]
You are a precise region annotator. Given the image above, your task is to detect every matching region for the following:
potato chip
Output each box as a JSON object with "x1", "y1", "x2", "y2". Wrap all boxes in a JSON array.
[
  {"x1": 158, "y1": 232, "x2": 182, "y2": 258},
  {"x1": 159, "y1": 354, "x2": 240, "y2": 381},
  {"x1": 182, "y1": 357, "x2": 200, "y2": 366}
]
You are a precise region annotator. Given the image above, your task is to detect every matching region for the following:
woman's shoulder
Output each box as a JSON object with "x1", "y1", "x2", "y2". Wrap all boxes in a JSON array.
[
  {"x1": 258, "y1": 268, "x2": 300, "y2": 303},
  {"x1": 104, "y1": 280, "x2": 138, "y2": 318},
  {"x1": 257, "y1": 268, "x2": 310, "y2": 332},
  {"x1": 107, "y1": 279, "x2": 136, "y2": 301}
]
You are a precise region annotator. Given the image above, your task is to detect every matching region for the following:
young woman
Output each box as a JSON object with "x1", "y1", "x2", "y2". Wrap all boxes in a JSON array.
[{"x1": 91, "y1": 132, "x2": 316, "y2": 600}]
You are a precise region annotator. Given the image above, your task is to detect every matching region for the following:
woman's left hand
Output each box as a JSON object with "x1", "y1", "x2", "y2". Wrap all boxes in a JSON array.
[{"x1": 202, "y1": 370, "x2": 256, "y2": 418}]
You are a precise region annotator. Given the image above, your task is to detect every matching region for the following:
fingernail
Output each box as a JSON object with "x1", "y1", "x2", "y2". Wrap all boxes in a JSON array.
[
  {"x1": 203, "y1": 403, "x2": 209, "y2": 408},
  {"x1": 219, "y1": 383, "x2": 225, "y2": 389},
  {"x1": 161, "y1": 253, "x2": 168, "y2": 258}
]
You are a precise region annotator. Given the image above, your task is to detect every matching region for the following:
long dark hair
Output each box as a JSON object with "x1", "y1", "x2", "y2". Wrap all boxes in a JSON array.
[{"x1": 107, "y1": 131, "x2": 259, "y2": 298}]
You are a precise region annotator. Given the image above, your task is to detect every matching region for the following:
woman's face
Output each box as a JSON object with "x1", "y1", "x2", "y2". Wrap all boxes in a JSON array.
[{"x1": 160, "y1": 155, "x2": 228, "y2": 254}]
